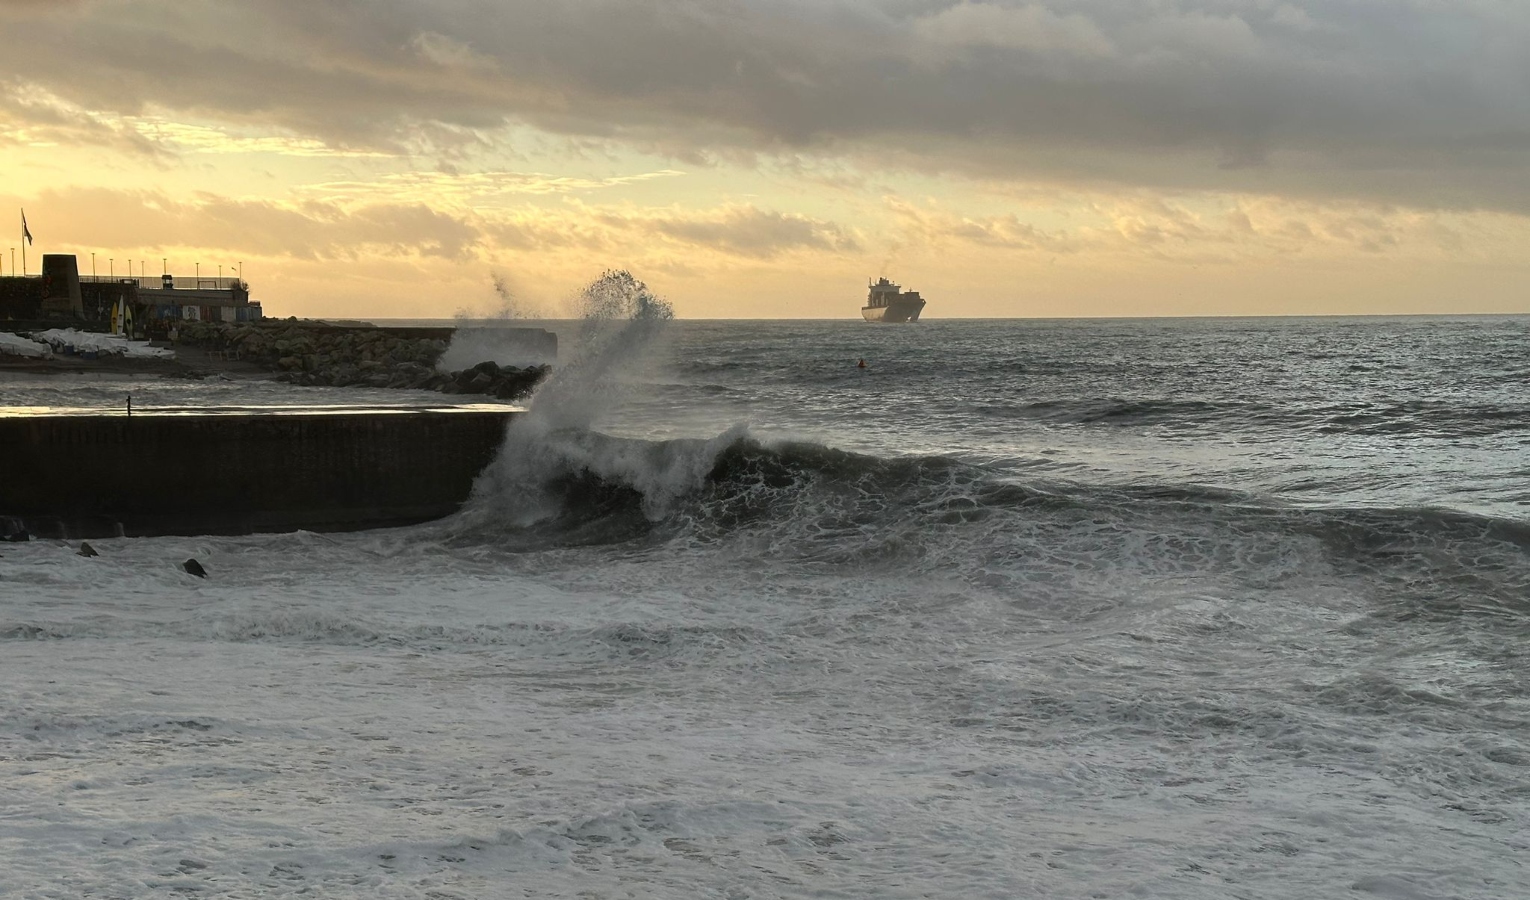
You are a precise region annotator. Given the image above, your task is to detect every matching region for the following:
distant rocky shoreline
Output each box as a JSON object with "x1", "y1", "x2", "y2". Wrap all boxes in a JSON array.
[{"x1": 175, "y1": 321, "x2": 548, "y2": 400}]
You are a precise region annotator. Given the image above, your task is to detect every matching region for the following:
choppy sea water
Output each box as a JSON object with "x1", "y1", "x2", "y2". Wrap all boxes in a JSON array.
[{"x1": 2, "y1": 316, "x2": 1528, "y2": 898}]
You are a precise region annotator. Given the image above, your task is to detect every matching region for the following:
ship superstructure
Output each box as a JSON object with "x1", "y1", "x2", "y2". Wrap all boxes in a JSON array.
[{"x1": 861, "y1": 277, "x2": 926, "y2": 323}]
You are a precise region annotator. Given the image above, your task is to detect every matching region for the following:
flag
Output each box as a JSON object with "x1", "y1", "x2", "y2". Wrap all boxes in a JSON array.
[{"x1": 21, "y1": 210, "x2": 32, "y2": 246}]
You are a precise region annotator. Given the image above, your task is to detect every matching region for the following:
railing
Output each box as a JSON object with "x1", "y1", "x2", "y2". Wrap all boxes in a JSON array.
[{"x1": 79, "y1": 275, "x2": 245, "y2": 291}]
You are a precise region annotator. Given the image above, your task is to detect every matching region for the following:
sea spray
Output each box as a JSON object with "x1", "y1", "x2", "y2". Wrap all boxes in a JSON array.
[
  {"x1": 454, "y1": 270, "x2": 553, "y2": 322},
  {"x1": 464, "y1": 271, "x2": 699, "y2": 527},
  {"x1": 439, "y1": 272, "x2": 560, "y2": 371},
  {"x1": 542, "y1": 269, "x2": 675, "y2": 430}
]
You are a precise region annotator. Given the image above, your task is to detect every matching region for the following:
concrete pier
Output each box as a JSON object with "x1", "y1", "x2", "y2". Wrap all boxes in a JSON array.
[{"x1": 0, "y1": 409, "x2": 516, "y2": 538}]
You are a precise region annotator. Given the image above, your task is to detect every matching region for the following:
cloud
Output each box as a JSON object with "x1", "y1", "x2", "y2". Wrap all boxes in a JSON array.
[
  {"x1": 912, "y1": 2, "x2": 1115, "y2": 59},
  {"x1": 410, "y1": 31, "x2": 499, "y2": 72},
  {"x1": 0, "y1": 84, "x2": 167, "y2": 157},
  {"x1": 887, "y1": 197, "x2": 1077, "y2": 254},
  {"x1": 484, "y1": 202, "x2": 859, "y2": 259},
  {"x1": 9, "y1": 187, "x2": 483, "y2": 260},
  {"x1": 5, "y1": 183, "x2": 861, "y2": 268},
  {"x1": 135, "y1": 120, "x2": 394, "y2": 158},
  {"x1": 644, "y1": 205, "x2": 860, "y2": 257},
  {"x1": 295, "y1": 168, "x2": 685, "y2": 206},
  {"x1": 0, "y1": 1, "x2": 1527, "y2": 212},
  {"x1": 885, "y1": 190, "x2": 1529, "y2": 265}
]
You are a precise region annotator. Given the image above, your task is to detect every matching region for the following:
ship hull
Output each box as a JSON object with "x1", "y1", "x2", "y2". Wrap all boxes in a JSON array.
[{"x1": 862, "y1": 298, "x2": 926, "y2": 323}]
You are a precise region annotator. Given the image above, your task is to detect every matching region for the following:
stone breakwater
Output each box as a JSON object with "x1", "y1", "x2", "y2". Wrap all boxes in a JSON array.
[
  {"x1": 175, "y1": 321, "x2": 549, "y2": 400},
  {"x1": 0, "y1": 410, "x2": 517, "y2": 537}
]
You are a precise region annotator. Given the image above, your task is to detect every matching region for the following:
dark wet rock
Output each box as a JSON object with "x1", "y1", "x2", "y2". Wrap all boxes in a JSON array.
[
  {"x1": 77, "y1": 542, "x2": 99, "y2": 558},
  {"x1": 175, "y1": 321, "x2": 547, "y2": 401},
  {"x1": 182, "y1": 558, "x2": 207, "y2": 578},
  {"x1": 1, "y1": 530, "x2": 30, "y2": 543}
]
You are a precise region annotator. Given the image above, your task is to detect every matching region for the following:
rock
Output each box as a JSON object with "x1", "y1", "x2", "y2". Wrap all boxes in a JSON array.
[
  {"x1": 182, "y1": 558, "x2": 207, "y2": 578},
  {"x1": 1, "y1": 530, "x2": 30, "y2": 543},
  {"x1": 77, "y1": 542, "x2": 99, "y2": 558},
  {"x1": 173, "y1": 322, "x2": 538, "y2": 399}
]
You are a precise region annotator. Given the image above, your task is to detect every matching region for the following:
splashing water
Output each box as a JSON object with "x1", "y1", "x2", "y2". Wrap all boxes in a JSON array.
[
  {"x1": 525, "y1": 270, "x2": 673, "y2": 431},
  {"x1": 454, "y1": 270, "x2": 552, "y2": 322},
  {"x1": 465, "y1": 271, "x2": 681, "y2": 527},
  {"x1": 437, "y1": 272, "x2": 562, "y2": 371}
]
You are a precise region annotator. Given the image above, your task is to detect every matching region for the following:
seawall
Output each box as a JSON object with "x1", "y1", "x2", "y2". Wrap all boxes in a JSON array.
[{"x1": 0, "y1": 409, "x2": 516, "y2": 538}]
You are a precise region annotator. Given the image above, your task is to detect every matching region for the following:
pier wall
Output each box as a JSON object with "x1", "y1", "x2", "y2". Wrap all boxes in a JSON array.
[{"x1": 0, "y1": 411, "x2": 515, "y2": 538}]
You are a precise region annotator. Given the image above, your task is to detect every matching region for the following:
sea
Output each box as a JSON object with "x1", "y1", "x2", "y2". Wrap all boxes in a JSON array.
[{"x1": 1, "y1": 313, "x2": 1527, "y2": 898}]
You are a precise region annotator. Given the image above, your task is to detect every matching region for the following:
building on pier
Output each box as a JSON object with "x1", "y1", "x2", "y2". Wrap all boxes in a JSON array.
[{"x1": 0, "y1": 255, "x2": 263, "y2": 334}]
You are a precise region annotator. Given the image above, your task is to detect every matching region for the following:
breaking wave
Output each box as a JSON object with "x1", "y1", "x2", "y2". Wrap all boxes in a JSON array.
[{"x1": 452, "y1": 423, "x2": 1530, "y2": 620}]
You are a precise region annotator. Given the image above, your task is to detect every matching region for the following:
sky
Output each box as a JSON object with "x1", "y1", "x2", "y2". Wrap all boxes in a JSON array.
[{"x1": 1, "y1": 0, "x2": 1527, "y2": 319}]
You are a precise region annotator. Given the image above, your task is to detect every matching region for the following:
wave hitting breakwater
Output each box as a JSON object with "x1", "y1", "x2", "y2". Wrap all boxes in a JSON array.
[{"x1": 1, "y1": 315, "x2": 1526, "y2": 898}]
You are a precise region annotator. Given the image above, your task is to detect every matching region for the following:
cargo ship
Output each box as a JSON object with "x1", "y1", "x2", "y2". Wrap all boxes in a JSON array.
[{"x1": 862, "y1": 277, "x2": 926, "y2": 323}]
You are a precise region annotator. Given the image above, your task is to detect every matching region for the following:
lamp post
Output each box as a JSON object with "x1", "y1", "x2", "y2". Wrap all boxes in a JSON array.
[
  {"x1": 92, "y1": 253, "x2": 96, "y2": 279},
  {"x1": 109, "y1": 259, "x2": 114, "y2": 278}
]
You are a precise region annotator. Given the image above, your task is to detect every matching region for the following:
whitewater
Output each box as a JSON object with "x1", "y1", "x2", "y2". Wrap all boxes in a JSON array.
[{"x1": 1, "y1": 314, "x2": 1527, "y2": 898}]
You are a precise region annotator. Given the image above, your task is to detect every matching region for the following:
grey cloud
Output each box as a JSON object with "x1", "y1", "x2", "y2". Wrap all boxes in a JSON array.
[{"x1": 2, "y1": 1, "x2": 1528, "y2": 210}]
